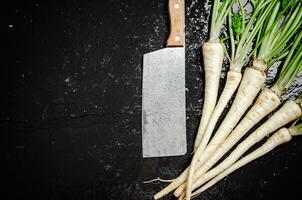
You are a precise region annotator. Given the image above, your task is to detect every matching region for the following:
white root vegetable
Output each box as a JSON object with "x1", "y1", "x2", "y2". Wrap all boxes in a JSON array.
[
  {"x1": 194, "y1": 69, "x2": 242, "y2": 153},
  {"x1": 154, "y1": 168, "x2": 189, "y2": 199},
  {"x1": 187, "y1": 1, "x2": 279, "y2": 197},
  {"x1": 193, "y1": 0, "x2": 236, "y2": 151},
  {"x1": 194, "y1": 42, "x2": 224, "y2": 152},
  {"x1": 153, "y1": 42, "x2": 223, "y2": 200},
  {"x1": 153, "y1": 2, "x2": 302, "y2": 199},
  {"x1": 188, "y1": 100, "x2": 301, "y2": 195},
  {"x1": 186, "y1": 66, "x2": 266, "y2": 199},
  {"x1": 184, "y1": 127, "x2": 293, "y2": 199},
  {"x1": 162, "y1": 71, "x2": 241, "y2": 198},
  {"x1": 174, "y1": 87, "x2": 280, "y2": 197},
  {"x1": 181, "y1": 26, "x2": 302, "y2": 198},
  {"x1": 193, "y1": 0, "x2": 275, "y2": 152}
]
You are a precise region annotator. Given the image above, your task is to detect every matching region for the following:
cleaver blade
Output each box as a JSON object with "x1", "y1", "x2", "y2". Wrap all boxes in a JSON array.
[{"x1": 142, "y1": 0, "x2": 186, "y2": 158}]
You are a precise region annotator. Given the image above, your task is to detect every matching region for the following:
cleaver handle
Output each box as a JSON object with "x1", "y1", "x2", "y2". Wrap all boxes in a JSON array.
[{"x1": 167, "y1": 0, "x2": 185, "y2": 47}]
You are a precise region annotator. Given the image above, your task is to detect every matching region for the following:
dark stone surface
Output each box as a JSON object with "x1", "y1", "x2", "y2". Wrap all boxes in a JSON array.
[{"x1": 3, "y1": 0, "x2": 302, "y2": 200}]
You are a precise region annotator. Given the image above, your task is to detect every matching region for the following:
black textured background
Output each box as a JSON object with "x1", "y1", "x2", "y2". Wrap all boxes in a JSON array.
[{"x1": 3, "y1": 0, "x2": 302, "y2": 200}]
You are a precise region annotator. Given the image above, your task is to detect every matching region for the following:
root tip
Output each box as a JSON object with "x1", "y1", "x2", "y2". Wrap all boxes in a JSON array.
[{"x1": 174, "y1": 190, "x2": 182, "y2": 197}]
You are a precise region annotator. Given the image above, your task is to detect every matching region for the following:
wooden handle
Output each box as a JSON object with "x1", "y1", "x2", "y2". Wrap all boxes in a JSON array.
[{"x1": 166, "y1": 0, "x2": 185, "y2": 47}]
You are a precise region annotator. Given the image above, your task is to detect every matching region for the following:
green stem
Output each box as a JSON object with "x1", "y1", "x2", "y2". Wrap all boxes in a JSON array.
[
  {"x1": 210, "y1": 0, "x2": 219, "y2": 41},
  {"x1": 273, "y1": 31, "x2": 302, "y2": 94},
  {"x1": 221, "y1": 41, "x2": 231, "y2": 62},
  {"x1": 257, "y1": 2, "x2": 281, "y2": 60},
  {"x1": 235, "y1": 0, "x2": 274, "y2": 64},
  {"x1": 236, "y1": 1, "x2": 276, "y2": 65},
  {"x1": 268, "y1": 5, "x2": 302, "y2": 60},
  {"x1": 216, "y1": 1, "x2": 235, "y2": 35},
  {"x1": 228, "y1": 13, "x2": 235, "y2": 61},
  {"x1": 238, "y1": 0, "x2": 245, "y2": 36},
  {"x1": 268, "y1": 50, "x2": 288, "y2": 66},
  {"x1": 290, "y1": 123, "x2": 302, "y2": 136},
  {"x1": 210, "y1": 0, "x2": 235, "y2": 41},
  {"x1": 253, "y1": 19, "x2": 265, "y2": 59}
]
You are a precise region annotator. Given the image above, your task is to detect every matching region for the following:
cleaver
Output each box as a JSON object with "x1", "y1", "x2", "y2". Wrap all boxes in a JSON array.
[{"x1": 142, "y1": 0, "x2": 186, "y2": 158}]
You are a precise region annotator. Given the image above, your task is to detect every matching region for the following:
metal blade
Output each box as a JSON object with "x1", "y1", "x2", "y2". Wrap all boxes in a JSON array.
[{"x1": 142, "y1": 47, "x2": 186, "y2": 157}]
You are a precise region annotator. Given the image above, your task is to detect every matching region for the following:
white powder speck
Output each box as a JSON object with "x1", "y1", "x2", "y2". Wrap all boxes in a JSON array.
[{"x1": 104, "y1": 164, "x2": 112, "y2": 171}]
